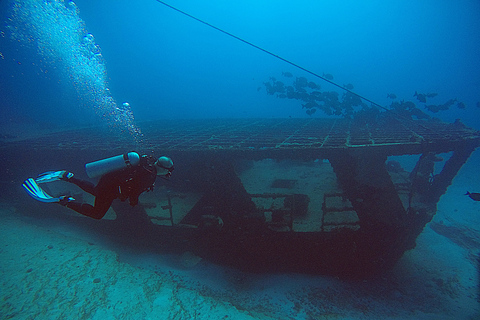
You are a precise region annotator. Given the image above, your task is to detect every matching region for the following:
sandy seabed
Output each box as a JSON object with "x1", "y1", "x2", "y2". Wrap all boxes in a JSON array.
[{"x1": 1, "y1": 151, "x2": 480, "y2": 320}]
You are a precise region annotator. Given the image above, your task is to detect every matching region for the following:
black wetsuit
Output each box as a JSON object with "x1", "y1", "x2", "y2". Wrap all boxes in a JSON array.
[{"x1": 65, "y1": 155, "x2": 157, "y2": 219}]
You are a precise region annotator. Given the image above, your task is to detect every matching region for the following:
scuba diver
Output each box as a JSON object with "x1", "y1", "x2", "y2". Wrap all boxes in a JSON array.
[{"x1": 23, "y1": 153, "x2": 174, "y2": 220}]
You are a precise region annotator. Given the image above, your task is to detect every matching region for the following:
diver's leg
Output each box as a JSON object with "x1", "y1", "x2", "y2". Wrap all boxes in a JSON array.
[
  {"x1": 65, "y1": 195, "x2": 114, "y2": 220},
  {"x1": 64, "y1": 177, "x2": 118, "y2": 219},
  {"x1": 65, "y1": 202, "x2": 96, "y2": 218},
  {"x1": 67, "y1": 177, "x2": 97, "y2": 196}
]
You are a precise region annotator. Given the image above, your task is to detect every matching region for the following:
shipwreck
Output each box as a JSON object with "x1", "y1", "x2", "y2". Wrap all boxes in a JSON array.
[{"x1": 2, "y1": 115, "x2": 479, "y2": 278}]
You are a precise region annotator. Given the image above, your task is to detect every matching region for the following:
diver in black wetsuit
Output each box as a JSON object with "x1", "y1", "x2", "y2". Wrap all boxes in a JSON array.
[{"x1": 59, "y1": 155, "x2": 174, "y2": 219}]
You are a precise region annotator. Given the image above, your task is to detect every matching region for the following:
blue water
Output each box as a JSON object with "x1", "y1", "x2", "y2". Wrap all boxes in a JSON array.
[
  {"x1": 1, "y1": 1, "x2": 480, "y2": 319},
  {"x1": 1, "y1": 0, "x2": 479, "y2": 130}
]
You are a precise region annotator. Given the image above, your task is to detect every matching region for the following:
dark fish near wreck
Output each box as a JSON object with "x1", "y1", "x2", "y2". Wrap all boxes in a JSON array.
[
  {"x1": 322, "y1": 73, "x2": 334, "y2": 80},
  {"x1": 343, "y1": 83, "x2": 354, "y2": 90},
  {"x1": 443, "y1": 98, "x2": 457, "y2": 109},
  {"x1": 425, "y1": 104, "x2": 441, "y2": 113},
  {"x1": 282, "y1": 71, "x2": 293, "y2": 77},
  {"x1": 414, "y1": 91, "x2": 427, "y2": 103},
  {"x1": 308, "y1": 81, "x2": 319, "y2": 89},
  {"x1": 387, "y1": 93, "x2": 397, "y2": 99},
  {"x1": 465, "y1": 191, "x2": 480, "y2": 201}
]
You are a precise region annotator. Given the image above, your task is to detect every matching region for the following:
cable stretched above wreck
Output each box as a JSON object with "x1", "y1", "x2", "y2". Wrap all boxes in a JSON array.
[{"x1": 154, "y1": 0, "x2": 387, "y2": 111}]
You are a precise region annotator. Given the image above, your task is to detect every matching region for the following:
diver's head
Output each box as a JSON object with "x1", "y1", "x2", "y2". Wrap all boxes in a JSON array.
[{"x1": 155, "y1": 156, "x2": 174, "y2": 177}]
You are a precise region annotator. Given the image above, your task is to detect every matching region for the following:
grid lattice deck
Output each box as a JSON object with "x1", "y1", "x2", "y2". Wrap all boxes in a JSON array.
[{"x1": 2, "y1": 118, "x2": 479, "y2": 158}]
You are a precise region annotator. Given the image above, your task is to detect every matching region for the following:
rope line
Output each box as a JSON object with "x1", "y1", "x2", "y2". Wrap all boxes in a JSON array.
[{"x1": 155, "y1": 0, "x2": 389, "y2": 112}]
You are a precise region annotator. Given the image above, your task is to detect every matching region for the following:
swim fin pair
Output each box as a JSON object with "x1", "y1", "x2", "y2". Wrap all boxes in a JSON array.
[{"x1": 22, "y1": 170, "x2": 75, "y2": 204}]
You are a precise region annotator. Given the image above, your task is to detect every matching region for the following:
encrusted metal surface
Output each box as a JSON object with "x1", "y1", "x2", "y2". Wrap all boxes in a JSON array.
[{"x1": 2, "y1": 118, "x2": 479, "y2": 157}]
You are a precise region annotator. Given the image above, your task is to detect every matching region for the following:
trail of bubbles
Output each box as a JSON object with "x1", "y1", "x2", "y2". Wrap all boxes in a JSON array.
[{"x1": 7, "y1": 0, "x2": 142, "y2": 142}]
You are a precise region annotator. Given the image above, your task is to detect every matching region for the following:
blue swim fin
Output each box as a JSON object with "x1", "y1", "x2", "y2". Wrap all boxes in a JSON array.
[
  {"x1": 35, "y1": 170, "x2": 73, "y2": 184},
  {"x1": 22, "y1": 178, "x2": 75, "y2": 203}
]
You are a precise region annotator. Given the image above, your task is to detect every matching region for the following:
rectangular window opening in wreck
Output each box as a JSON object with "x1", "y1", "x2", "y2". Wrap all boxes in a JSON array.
[{"x1": 237, "y1": 159, "x2": 348, "y2": 232}]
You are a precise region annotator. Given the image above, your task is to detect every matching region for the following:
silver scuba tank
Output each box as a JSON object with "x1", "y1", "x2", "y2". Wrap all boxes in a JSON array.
[{"x1": 85, "y1": 152, "x2": 140, "y2": 178}]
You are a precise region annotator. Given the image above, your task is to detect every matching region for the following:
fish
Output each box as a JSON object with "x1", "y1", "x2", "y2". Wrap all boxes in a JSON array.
[
  {"x1": 476, "y1": 101, "x2": 480, "y2": 108},
  {"x1": 322, "y1": 73, "x2": 334, "y2": 80},
  {"x1": 410, "y1": 107, "x2": 430, "y2": 119},
  {"x1": 387, "y1": 93, "x2": 397, "y2": 99},
  {"x1": 414, "y1": 91, "x2": 427, "y2": 103},
  {"x1": 425, "y1": 104, "x2": 441, "y2": 113},
  {"x1": 294, "y1": 77, "x2": 308, "y2": 89},
  {"x1": 425, "y1": 100, "x2": 455, "y2": 112},
  {"x1": 286, "y1": 86, "x2": 296, "y2": 99},
  {"x1": 465, "y1": 191, "x2": 480, "y2": 201},
  {"x1": 442, "y1": 98, "x2": 457, "y2": 109},
  {"x1": 456, "y1": 101, "x2": 466, "y2": 109},
  {"x1": 302, "y1": 101, "x2": 318, "y2": 109},
  {"x1": 264, "y1": 82, "x2": 276, "y2": 95},
  {"x1": 282, "y1": 71, "x2": 293, "y2": 77},
  {"x1": 308, "y1": 81, "x2": 319, "y2": 89},
  {"x1": 343, "y1": 83, "x2": 354, "y2": 90},
  {"x1": 426, "y1": 93, "x2": 438, "y2": 98}
]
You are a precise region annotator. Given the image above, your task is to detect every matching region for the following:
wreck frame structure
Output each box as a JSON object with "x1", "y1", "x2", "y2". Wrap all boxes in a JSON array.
[{"x1": 2, "y1": 116, "x2": 479, "y2": 278}]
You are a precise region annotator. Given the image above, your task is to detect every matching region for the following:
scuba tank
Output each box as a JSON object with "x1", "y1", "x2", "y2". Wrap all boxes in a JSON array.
[{"x1": 85, "y1": 152, "x2": 140, "y2": 178}]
